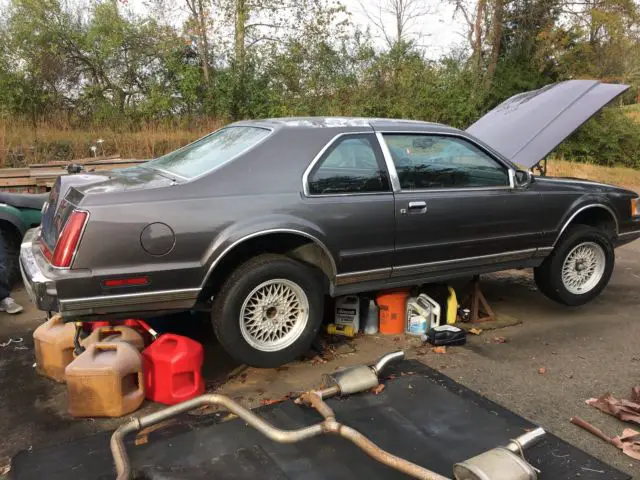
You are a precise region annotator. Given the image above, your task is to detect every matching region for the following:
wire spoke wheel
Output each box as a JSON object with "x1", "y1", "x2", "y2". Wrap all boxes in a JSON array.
[
  {"x1": 239, "y1": 279, "x2": 309, "y2": 352},
  {"x1": 561, "y1": 242, "x2": 606, "y2": 295}
]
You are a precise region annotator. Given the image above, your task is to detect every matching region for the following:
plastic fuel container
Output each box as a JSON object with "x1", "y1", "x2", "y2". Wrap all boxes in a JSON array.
[
  {"x1": 377, "y1": 290, "x2": 410, "y2": 334},
  {"x1": 65, "y1": 342, "x2": 145, "y2": 417},
  {"x1": 33, "y1": 315, "x2": 77, "y2": 382},
  {"x1": 142, "y1": 334, "x2": 204, "y2": 405},
  {"x1": 81, "y1": 325, "x2": 145, "y2": 351}
]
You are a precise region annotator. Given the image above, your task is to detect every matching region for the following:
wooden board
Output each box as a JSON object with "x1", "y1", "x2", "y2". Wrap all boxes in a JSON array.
[{"x1": 0, "y1": 157, "x2": 147, "y2": 192}]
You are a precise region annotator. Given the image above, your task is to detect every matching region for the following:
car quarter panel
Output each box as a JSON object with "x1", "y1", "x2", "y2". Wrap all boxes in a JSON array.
[{"x1": 65, "y1": 125, "x2": 381, "y2": 301}]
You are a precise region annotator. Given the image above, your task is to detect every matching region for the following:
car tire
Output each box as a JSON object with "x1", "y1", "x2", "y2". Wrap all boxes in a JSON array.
[
  {"x1": 0, "y1": 225, "x2": 21, "y2": 285},
  {"x1": 212, "y1": 254, "x2": 325, "y2": 368},
  {"x1": 534, "y1": 225, "x2": 614, "y2": 306}
]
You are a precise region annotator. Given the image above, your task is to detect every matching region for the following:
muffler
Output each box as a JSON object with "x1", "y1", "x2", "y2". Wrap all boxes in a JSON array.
[{"x1": 453, "y1": 428, "x2": 546, "y2": 480}]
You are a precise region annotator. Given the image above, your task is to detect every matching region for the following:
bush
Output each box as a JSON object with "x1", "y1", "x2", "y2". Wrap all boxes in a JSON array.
[{"x1": 555, "y1": 107, "x2": 640, "y2": 168}]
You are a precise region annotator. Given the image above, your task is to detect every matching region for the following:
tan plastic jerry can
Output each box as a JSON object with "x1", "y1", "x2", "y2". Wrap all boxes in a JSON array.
[
  {"x1": 33, "y1": 314, "x2": 76, "y2": 382},
  {"x1": 65, "y1": 342, "x2": 145, "y2": 417},
  {"x1": 81, "y1": 325, "x2": 145, "y2": 351}
]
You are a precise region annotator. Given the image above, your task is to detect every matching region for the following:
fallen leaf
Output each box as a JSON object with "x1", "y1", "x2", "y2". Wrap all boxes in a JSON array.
[
  {"x1": 372, "y1": 384, "x2": 385, "y2": 395},
  {"x1": 311, "y1": 355, "x2": 327, "y2": 365},
  {"x1": 432, "y1": 346, "x2": 447, "y2": 354},
  {"x1": 538, "y1": 367, "x2": 547, "y2": 375},
  {"x1": 260, "y1": 395, "x2": 290, "y2": 406},
  {"x1": 492, "y1": 336, "x2": 507, "y2": 344},
  {"x1": 469, "y1": 328, "x2": 483, "y2": 335}
]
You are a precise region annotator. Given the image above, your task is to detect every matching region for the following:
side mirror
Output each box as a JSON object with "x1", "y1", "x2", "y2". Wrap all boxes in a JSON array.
[{"x1": 509, "y1": 169, "x2": 533, "y2": 189}]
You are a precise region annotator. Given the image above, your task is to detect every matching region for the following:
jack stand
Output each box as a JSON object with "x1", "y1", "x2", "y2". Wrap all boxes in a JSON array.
[
  {"x1": 459, "y1": 275, "x2": 496, "y2": 323},
  {"x1": 73, "y1": 322, "x2": 86, "y2": 356}
]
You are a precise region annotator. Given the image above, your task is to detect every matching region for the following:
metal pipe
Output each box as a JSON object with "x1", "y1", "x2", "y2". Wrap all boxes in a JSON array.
[
  {"x1": 334, "y1": 424, "x2": 449, "y2": 480},
  {"x1": 314, "y1": 385, "x2": 340, "y2": 399},
  {"x1": 110, "y1": 391, "x2": 446, "y2": 480},
  {"x1": 371, "y1": 351, "x2": 404, "y2": 377},
  {"x1": 505, "y1": 427, "x2": 546, "y2": 453}
]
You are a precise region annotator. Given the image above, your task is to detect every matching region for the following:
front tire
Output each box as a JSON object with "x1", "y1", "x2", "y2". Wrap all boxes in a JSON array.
[
  {"x1": 534, "y1": 225, "x2": 614, "y2": 306},
  {"x1": 212, "y1": 254, "x2": 325, "y2": 368}
]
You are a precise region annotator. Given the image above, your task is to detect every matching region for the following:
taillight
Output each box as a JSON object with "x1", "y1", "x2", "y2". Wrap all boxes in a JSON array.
[{"x1": 51, "y1": 210, "x2": 88, "y2": 267}]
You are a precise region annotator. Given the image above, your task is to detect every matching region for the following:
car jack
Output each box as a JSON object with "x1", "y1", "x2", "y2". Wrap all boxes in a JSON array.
[{"x1": 110, "y1": 351, "x2": 545, "y2": 480}]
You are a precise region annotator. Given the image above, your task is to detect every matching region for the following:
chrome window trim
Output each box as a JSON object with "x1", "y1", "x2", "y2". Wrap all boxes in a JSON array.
[
  {"x1": 147, "y1": 125, "x2": 274, "y2": 183},
  {"x1": 302, "y1": 131, "x2": 392, "y2": 197},
  {"x1": 553, "y1": 204, "x2": 619, "y2": 247},
  {"x1": 200, "y1": 228, "x2": 338, "y2": 289},
  {"x1": 374, "y1": 132, "x2": 401, "y2": 193},
  {"x1": 375, "y1": 130, "x2": 513, "y2": 192}
]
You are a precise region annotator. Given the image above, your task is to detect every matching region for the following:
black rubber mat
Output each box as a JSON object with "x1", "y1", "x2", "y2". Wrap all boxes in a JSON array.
[{"x1": 11, "y1": 360, "x2": 630, "y2": 480}]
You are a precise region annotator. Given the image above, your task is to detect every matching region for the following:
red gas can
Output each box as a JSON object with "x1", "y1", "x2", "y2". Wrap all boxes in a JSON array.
[{"x1": 142, "y1": 334, "x2": 204, "y2": 405}]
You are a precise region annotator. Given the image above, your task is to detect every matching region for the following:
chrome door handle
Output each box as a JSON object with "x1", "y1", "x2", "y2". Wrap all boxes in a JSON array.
[{"x1": 406, "y1": 201, "x2": 427, "y2": 214}]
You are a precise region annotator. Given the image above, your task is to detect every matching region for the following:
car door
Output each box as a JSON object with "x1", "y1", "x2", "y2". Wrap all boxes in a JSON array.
[
  {"x1": 302, "y1": 132, "x2": 395, "y2": 285},
  {"x1": 377, "y1": 132, "x2": 544, "y2": 277}
]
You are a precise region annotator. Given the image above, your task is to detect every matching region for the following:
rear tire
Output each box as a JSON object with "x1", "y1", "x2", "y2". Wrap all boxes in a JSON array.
[
  {"x1": 534, "y1": 225, "x2": 614, "y2": 306},
  {"x1": 212, "y1": 254, "x2": 325, "y2": 368}
]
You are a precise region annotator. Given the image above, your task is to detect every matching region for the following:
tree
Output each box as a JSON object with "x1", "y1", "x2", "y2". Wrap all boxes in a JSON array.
[{"x1": 357, "y1": 0, "x2": 433, "y2": 49}]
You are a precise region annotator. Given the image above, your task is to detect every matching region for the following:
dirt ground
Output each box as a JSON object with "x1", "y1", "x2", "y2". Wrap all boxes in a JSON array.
[{"x1": 1, "y1": 240, "x2": 639, "y2": 478}]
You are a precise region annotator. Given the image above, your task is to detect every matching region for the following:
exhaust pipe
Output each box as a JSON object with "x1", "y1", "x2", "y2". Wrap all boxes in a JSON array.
[{"x1": 110, "y1": 351, "x2": 545, "y2": 480}]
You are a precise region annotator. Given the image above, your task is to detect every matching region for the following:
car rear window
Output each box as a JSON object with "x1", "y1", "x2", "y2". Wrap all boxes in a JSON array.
[{"x1": 147, "y1": 126, "x2": 271, "y2": 179}]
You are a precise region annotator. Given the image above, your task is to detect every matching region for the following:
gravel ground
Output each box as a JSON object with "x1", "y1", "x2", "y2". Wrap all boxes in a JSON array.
[{"x1": 0, "y1": 239, "x2": 639, "y2": 478}]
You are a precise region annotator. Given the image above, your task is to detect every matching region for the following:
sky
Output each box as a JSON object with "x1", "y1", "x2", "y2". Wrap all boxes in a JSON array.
[
  {"x1": 341, "y1": 0, "x2": 466, "y2": 58},
  {"x1": 124, "y1": 0, "x2": 467, "y2": 60}
]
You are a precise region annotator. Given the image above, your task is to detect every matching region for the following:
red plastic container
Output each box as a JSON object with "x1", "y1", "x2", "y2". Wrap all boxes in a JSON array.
[{"x1": 142, "y1": 334, "x2": 204, "y2": 405}]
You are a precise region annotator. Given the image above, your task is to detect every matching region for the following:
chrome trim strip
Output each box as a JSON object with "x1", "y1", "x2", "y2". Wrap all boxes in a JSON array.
[
  {"x1": 200, "y1": 228, "x2": 338, "y2": 289},
  {"x1": 393, "y1": 248, "x2": 538, "y2": 276},
  {"x1": 69, "y1": 209, "x2": 90, "y2": 269},
  {"x1": 60, "y1": 288, "x2": 201, "y2": 311},
  {"x1": 335, "y1": 267, "x2": 392, "y2": 286},
  {"x1": 302, "y1": 131, "x2": 379, "y2": 197},
  {"x1": 553, "y1": 204, "x2": 619, "y2": 247},
  {"x1": 618, "y1": 229, "x2": 640, "y2": 238},
  {"x1": 374, "y1": 131, "x2": 401, "y2": 193}
]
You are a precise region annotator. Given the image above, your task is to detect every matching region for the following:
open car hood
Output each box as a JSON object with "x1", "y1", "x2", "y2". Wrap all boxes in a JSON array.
[{"x1": 466, "y1": 80, "x2": 629, "y2": 168}]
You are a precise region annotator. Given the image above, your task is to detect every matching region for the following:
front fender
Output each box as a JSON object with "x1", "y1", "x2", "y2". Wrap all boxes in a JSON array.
[
  {"x1": 553, "y1": 195, "x2": 619, "y2": 245},
  {"x1": 199, "y1": 214, "x2": 338, "y2": 287}
]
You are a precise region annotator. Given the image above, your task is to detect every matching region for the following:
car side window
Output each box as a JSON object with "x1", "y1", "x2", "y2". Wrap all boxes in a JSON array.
[
  {"x1": 382, "y1": 134, "x2": 509, "y2": 190},
  {"x1": 307, "y1": 134, "x2": 391, "y2": 195}
]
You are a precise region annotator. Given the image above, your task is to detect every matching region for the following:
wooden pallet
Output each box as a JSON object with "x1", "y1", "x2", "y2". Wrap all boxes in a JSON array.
[{"x1": 0, "y1": 156, "x2": 147, "y2": 192}]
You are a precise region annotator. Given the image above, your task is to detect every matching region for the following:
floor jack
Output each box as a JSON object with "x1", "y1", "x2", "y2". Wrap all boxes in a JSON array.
[{"x1": 111, "y1": 351, "x2": 545, "y2": 480}]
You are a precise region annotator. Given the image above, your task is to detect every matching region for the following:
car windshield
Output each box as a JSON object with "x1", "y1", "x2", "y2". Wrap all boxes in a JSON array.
[{"x1": 146, "y1": 126, "x2": 271, "y2": 179}]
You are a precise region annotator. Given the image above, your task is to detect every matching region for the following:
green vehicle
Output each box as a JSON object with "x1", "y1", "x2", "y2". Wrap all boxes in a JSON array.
[{"x1": 0, "y1": 192, "x2": 47, "y2": 282}]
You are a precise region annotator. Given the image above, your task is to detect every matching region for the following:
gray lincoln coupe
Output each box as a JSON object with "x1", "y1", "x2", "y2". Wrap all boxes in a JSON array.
[{"x1": 21, "y1": 80, "x2": 640, "y2": 367}]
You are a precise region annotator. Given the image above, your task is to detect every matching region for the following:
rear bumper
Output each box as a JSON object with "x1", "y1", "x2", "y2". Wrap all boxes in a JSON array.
[
  {"x1": 19, "y1": 228, "x2": 201, "y2": 320},
  {"x1": 19, "y1": 228, "x2": 59, "y2": 312}
]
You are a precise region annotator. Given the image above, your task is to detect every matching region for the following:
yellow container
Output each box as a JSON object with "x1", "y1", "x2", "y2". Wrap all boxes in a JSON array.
[
  {"x1": 65, "y1": 342, "x2": 145, "y2": 417},
  {"x1": 33, "y1": 315, "x2": 76, "y2": 382}
]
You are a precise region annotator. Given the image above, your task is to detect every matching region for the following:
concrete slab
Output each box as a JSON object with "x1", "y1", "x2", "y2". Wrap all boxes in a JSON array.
[{"x1": 1, "y1": 239, "x2": 639, "y2": 478}]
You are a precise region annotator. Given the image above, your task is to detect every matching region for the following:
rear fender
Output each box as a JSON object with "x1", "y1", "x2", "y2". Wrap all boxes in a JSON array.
[{"x1": 200, "y1": 215, "x2": 338, "y2": 288}]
